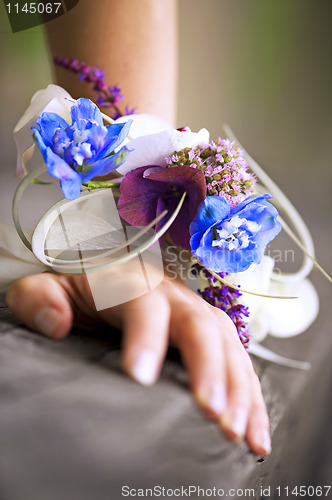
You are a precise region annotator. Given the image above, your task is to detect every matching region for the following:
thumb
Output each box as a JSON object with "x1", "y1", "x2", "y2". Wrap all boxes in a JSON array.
[{"x1": 6, "y1": 273, "x2": 73, "y2": 339}]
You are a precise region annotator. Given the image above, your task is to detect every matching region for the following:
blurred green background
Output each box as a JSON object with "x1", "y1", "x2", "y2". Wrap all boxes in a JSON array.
[{"x1": 177, "y1": 0, "x2": 332, "y2": 231}]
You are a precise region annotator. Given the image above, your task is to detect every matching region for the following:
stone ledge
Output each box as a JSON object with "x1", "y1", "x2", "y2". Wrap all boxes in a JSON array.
[{"x1": 0, "y1": 284, "x2": 331, "y2": 500}]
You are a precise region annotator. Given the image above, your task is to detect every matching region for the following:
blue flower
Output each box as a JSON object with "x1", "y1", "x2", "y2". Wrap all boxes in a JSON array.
[
  {"x1": 32, "y1": 98, "x2": 132, "y2": 199},
  {"x1": 190, "y1": 194, "x2": 281, "y2": 273}
]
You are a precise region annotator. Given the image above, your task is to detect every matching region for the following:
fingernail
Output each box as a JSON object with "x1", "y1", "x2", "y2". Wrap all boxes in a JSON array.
[
  {"x1": 220, "y1": 407, "x2": 248, "y2": 440},
  {"x1": 130, "y1": 351, "x2": 158, "y2": 386},
  {"x1": 258, "y1": 429, "x2": 272, "y2": 455},
  {"x1": 196, "y1": 384, "x2": 227, "y2": 417},
  {"x1": 35, "y1": 307, "x2": 61, "y2": 337}
]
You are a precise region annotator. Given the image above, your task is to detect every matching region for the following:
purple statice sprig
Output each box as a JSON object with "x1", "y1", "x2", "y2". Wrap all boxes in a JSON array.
[
  {"x1": 54, "y1": 57, "x2": 135, "y2": 119},
  {"x1": 165, "y1": 138, "x2": 256, "y2": 207},
  {"x1": 193, "y1": 264, "x2": 250, "y2": 349}
]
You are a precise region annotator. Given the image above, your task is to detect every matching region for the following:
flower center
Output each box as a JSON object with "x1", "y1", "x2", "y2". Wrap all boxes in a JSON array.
[
  {"x1": 212, "y1": 215, "x2": 260, "y2": 251},
  {"x1": 52, "y1": 119, "x2": 107, "y2": 170}
]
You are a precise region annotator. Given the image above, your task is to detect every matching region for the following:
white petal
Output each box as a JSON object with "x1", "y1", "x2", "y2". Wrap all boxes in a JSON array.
[
  {"x1": 13, "y1": 85, "x2": 74, "y2": 178},
  {"x1": 248, "y1": 309, "x2": 271, "y2": 342},
  {"x1": 115, "y1": 114, "x2": 210, "y2": 175},
  {"x1": 14, "y1": 84, "x2": 72, "y2": 133},
  {"x1": 227, "y1": 255, "x2": 275, "y2": 317},
  {"x1": 115, "y1": 113, "x2": 173, "y2": 138},
  {"x1": 257, "y1": 279, "x2": 319, "y2": 338}
]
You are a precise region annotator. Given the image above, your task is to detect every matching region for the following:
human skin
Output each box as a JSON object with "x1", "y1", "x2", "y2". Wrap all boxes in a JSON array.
[
  {"x1": 46, "y1": 0, "x2": 178, "y2": 125},
  {"x1": 5, "y1": 0, "x2": 271, "y2": 455}
]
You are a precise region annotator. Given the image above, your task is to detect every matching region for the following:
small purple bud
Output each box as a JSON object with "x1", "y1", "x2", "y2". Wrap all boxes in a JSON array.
[
  {"x1": 80, "y1": 65, "x2": 91, "y2": 75},
  {"x1": 69, "y1": 59, "x2": 81, "y2": 72},
  {"x1": 94, "y1": 80, "x2": 107, "y2": 91},
  {"x1": 125, "y1": 106, "x2": 136, "y2": 115},
  {"x1": 91, "y1": 68, "x2": 105, "y2": 80}
]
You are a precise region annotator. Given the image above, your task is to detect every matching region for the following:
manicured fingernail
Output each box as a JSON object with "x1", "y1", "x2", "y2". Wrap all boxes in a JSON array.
[
  {"x1": 130, "y1": 351, "x2": 158, "y2": 386},
  {"x1": 35, "y1": 307, "x2": 61, "y2": 337},
  {"x1": 220, "y1": 407, "x2": 248, "y2": 440},
  {"x1": 197, "y1": 384, "x2": 227, "y2": 417},
  {"x1": 258, "y1": 429, "x2": 272, "y2": 455}
]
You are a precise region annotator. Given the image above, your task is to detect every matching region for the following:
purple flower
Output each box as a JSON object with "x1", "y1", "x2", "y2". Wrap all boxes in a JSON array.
[
  {"x1": 32, "y1": 98, "x2": 132, "y2": 200},
  {"x1": 195, "y1": 265, "x2": 250, "y2": 348},
  {"x1": 118, "y1": 165, "x2": 206, "y2": 249},
  {"x1": 54, "y1": 57, "x2": 133, "y2": 119},
  {"x1": 190, "y1": 194, "x2": 281, "y2": 273}
]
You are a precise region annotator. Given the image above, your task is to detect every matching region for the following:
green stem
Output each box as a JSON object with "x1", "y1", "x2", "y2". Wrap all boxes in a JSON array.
[
  {"x1": 82, "y1": 181, "x2": 121, "y2": 191},
  {"x1": 31, "y1": 179, "x2": 53, "y2": 185}
]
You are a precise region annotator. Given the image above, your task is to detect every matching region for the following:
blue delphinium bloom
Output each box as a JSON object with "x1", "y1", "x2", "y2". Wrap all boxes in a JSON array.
[
  {"x1": 32, "y1": 98, "x2": 132, "y2": 199},
  {"x1": 190, "y1": 194, "x2": 281, "y2": 273}
]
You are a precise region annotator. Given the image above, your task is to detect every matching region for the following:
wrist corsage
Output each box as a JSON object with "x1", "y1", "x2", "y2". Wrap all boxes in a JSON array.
[{"x1": 8, "y1": 58, "x2": 331, "y2": 368}]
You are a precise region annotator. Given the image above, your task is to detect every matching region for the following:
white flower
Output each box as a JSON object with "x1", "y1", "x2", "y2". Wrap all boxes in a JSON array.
[
  {"x1": 14, "y1": 84, "x2": 74, "y2": 178},
  {"x1": 187, "y1": 254, "x2": 319, "y2": 342},
  {"x1": 227, "y1": 256, "x2": 319, "y2": 341},
  {"x1": 115, "y1": 113, "x2": 210, "y2": 175},
  {"x1": 249, "y1": 278, "x2": 319, "y2": 341}
]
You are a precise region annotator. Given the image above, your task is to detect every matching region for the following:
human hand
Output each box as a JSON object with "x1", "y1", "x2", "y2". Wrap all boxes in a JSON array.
[{"x1": 6, "y1": 271, "x2": 271, "y2": 456}]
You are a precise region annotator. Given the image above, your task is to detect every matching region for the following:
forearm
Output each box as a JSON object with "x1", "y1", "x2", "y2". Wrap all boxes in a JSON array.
[{"x1": 46, "y1": 0, "x2": 178, "y2": 125}]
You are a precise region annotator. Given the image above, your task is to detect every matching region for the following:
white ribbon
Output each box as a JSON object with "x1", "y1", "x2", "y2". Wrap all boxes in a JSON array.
[{"x1": 0, "y1": 222, "x2": 46, "y2": 293}]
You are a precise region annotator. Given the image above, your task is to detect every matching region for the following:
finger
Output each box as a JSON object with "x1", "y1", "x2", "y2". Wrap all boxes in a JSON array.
[
  {"x1": 119, "y1": 289, "x2": 170, "y2": 386},
  {"x1": 170, "y1": 303, "x2": 227, "y2": 419},
  {"x1": 6, "y1": 273, "x2": 73, "y2": 339},
  {"x1": 219, "y1": 315, "x2": 253, "y2": 441},
  {"x1": 246, "y1": 373, "x2": 271, "y2": 455}
]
